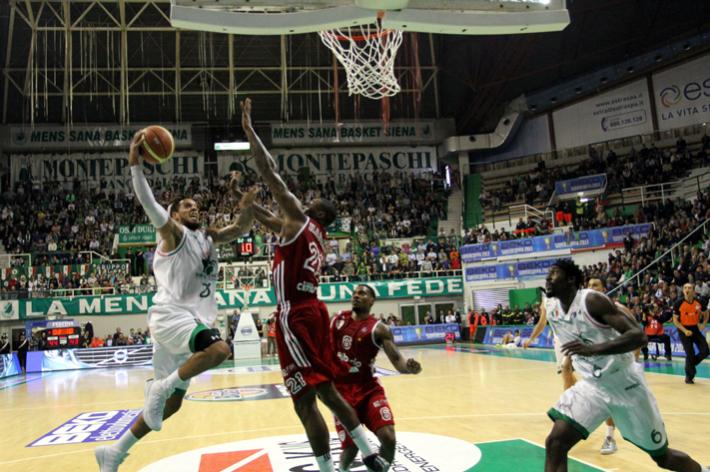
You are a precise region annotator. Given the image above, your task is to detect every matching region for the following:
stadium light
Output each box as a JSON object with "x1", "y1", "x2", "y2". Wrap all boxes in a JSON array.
[{"x1": 214, "y1": 142, "x2": 250, "y2": 151}]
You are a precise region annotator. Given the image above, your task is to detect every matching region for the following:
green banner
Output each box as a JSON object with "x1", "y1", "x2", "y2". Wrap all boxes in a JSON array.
[
  {"x1": 18, "y1": 277, "x2": 463, "y2": 318},
  {"x1": 118, "y1": 225, "x2": 157, "y2": 246}
]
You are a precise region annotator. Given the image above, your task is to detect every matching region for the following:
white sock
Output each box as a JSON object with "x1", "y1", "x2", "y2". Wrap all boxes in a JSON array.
[
  {"x1": 315, "y1": 453, "x2": 335, "y2": 472},
  {"x1": 114, "y1": 430, "x2": 138, "y2": 453},
  {"x1": 606, "y1": 425, "x2": 615, "y2": 438},
  {"x1": 164, "y1": 370, "x2": 183, "y2": 390},
  {"x1": 338, "y1": 463, "x2": 350, "y2": 472},
  {"x1": 701, "y1": 467, "x2": 710, "y2": 472},
  {"x1": 348, "y1": 425, "x2": 376, "y2": 457}
]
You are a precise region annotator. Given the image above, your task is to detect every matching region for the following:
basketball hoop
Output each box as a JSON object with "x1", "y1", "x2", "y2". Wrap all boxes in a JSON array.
[{"x1": 318, "y1": 13, "x2": 403, "y2": 100}]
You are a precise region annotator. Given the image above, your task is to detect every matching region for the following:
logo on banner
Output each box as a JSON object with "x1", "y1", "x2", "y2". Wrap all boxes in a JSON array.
[
  {"x1": 185, "y1": 384, "x2": 291, "y2": 402},
  {"x1": 28, "y1": 410, "x2": 141, "y2": 447},
  {"x1": 660, "y1": 85, "x2": 682, "y2": 107},
  {"x1": 138, "y1": 432, "x2": 482, "y2": 472},
  {"x1": 0, "y1": 301, "x2": 18, "y2": 320}
]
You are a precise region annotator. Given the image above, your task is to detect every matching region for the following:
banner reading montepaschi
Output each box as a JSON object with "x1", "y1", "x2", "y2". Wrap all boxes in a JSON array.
[
  {"x1": 270, "y1": 121, "x2": 437, "y2": 146},
  {"x1": 460, "y1": 223, "x2": 652, "y2": 263},
  {"x1": 552, "y1": 79, "x2": 653, "y2": 149},
  {"x1": 217, "y1": 146, "x2": 437, "y2": 181},
  {"x1": 11, "y1": 152, "x2": 203, "y2": 192},
  {"x1": 18, "y1": 277, "x2": 462, "y2": 318},
  {"x1": 652, "y1": 53, "x2": 710, "y2": 131},
  {"x1": 465, "y1": 258, "x2": 560, "y2": 282},
  {"x1": 554, "y1": 174, "x2": 607, "y2": 197},
  {"x1": 8, "y1": 124, "x2": 192, "y2": 150}
]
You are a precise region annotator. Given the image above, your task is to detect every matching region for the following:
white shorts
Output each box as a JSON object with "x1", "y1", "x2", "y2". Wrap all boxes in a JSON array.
[
  {"x1": 548, "y1": 363, "x2": 668, "y2": 457},
  {"x1": 148, "y1": 304, "x2": 210, "y2": 393}
]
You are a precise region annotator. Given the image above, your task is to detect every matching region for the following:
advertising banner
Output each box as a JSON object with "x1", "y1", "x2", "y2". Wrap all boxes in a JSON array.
[
  {"x1": 0, "y1": 353, "x2": 21, "y2": 379},
  {"x1": 652, "y1": 53, "x2": 710, "y2": 131},
  {"x1": 118, "y1": 225, "x2": 157, "y2": 246},
  {"x1": 217, "y1": 146, "x2": 437, "y2": 182},
  {"x1": 391, "y1": 323, "x2": 461, "y2": 345},
  {"x1": 26, "y1": 345, "x2": 154, "y2": 373},
  {"x1": 28, "y1": 410, "x2": 141, "y2": 447},
  {"x1": 270, "y1": 121, "x2": 437, "y2": 145},
  {"x1": 460, "y1": 224, "x2": 652, "y2": 264},
  {"x1": 11, "y1": 152, "x2": 203, "y2": 193},
  {"x1": 465, "y1": 258, "x2": 560, "y2": 282},
  {"x1": 552, "y1": 79, "x2": 653, "y2": 149},
  {"x1": 8, "y1": 125, "x2": 192, "y2": 150},
  {"x1": 554, "y1": 174, "x2": 607, "y2": 197},
  {"x1": 16, "y1": 277, "x2": 463, "y2": 318}
]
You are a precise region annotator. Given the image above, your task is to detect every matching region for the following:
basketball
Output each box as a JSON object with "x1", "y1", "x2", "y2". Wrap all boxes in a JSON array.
[{"x1": 141, "y1": 125, "x2": 175, "y2": 164}]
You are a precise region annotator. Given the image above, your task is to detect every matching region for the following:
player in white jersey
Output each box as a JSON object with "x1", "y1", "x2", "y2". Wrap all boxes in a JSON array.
[
  {"x1": 95, "y1": 132, "x2": 259, "y2": 472},
  {"x1": 543, "y1": 259, "x2": 708, "y2": 472}
]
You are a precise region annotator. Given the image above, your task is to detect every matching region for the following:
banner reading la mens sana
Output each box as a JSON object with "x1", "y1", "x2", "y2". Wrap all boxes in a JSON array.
[{"x1": 217, "y1": 146, "x2": 437, "y2": 180}]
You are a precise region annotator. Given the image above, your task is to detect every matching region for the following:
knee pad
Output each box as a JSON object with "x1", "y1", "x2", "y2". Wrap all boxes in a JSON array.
[{"x1": 194, "y1": 328, "x2": 222, "y2": 352}]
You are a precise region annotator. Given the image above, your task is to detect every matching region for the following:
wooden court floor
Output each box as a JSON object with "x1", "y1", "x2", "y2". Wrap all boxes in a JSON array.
[{"x1": 0, "y1": 344, "x2": 707, "y2": 471}]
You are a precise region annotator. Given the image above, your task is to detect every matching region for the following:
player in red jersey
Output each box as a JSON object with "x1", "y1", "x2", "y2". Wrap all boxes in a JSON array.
[
  {"x1": 241, "y1": 98, "x2": 389, "y2": 472},
  {"x1": 332, "y1": 285, "x2": 422, "y2": 471}
]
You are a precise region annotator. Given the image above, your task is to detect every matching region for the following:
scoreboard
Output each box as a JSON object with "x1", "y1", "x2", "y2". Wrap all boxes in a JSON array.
[
  {"x1": 44, "y1": 326, "x2": 82, "y2": 348},
  {"x1": 237, "y1": 236, "x2": 255, "y2": 256}
]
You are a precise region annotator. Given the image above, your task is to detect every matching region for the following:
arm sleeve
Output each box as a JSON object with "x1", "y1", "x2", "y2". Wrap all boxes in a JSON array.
[{"x1": 131, "y1": 165, "x2": 169, "y2": 228}]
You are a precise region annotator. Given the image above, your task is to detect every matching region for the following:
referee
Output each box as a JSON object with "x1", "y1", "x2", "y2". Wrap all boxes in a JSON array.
[{"x1": 673, "y1": 283, "x2": 709, "y2": 384}]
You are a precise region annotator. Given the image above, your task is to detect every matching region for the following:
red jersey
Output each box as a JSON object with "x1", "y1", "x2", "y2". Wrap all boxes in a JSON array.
[
  {"x1": 331, "y1": 310, "x2": 382, "y2": 387},
  {"x1": 272, "y1": 217, "x2": 326, "y2": 306}
]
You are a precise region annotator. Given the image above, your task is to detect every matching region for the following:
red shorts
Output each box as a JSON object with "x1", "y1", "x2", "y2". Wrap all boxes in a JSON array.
[
  {"x1": 276, "y1": 299, "x2": 338, "y2": 400},
  {"x1": 334, "y1": 382, "x2": 395, "y2": 449}
]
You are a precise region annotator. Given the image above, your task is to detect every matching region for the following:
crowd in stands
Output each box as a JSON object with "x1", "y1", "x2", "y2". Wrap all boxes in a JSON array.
[
  {"x1": 0, "y1": 167, "x2": 447, "y2": 296},
  {"x1": 482, "y1": 135, "x2": 710, "y2": 211}
]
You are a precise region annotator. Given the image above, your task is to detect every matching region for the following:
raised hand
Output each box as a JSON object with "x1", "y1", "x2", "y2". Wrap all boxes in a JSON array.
[
  {"x1": 241, "y1": 98, "x2": 253, "y2": 131},
  {"x1": 239, "y1": 185, "x2": 260, "y2": 210},
  {"x1": 229, "y1": 171, "x2": 244, "y2": 197},
  {"x1": 128, "y1": 130, "x2": 145, "y2": 166}
]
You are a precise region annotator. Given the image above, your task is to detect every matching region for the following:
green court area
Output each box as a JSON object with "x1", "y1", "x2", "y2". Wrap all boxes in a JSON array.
[
  {"x1": 425, "y1": 343, "x2": 710, "y2": 380},
  {"x1": 468, "y1": 439, "x2": 605, "y2": 471}
]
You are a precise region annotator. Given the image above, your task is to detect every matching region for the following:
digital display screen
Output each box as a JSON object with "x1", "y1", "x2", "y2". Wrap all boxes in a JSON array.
[{"x1": 237, "y1": 236, "x2": 254, "y2": 256}]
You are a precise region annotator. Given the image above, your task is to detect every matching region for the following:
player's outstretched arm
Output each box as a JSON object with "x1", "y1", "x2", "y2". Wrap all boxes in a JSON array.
[
  {"x1": 240, "y1": 98, "x2": 305, "y2": 223},
  {"x1": 376, "y1": 323, "x2": 422, "y2": 375},
  {"x1": 128, "y1": 131, "x2": 183, "y2": 251},
  {"x1": 208, "y1": 186, "x2": 259, "y2": 244},
  {"x1": 228, "y1": 171, "x2": 283, "y2": 233},
  {"x1": 523, "y1": 303, "x2": 547, "y2": 348},
  {"x1": 561, "y1": 292, "x2": 646, "y2": 357}
]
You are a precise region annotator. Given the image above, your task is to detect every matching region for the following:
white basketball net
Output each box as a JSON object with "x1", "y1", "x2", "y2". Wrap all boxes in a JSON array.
[{"x1": 319, "y1": 22, "x2": 403, "y2": 100}]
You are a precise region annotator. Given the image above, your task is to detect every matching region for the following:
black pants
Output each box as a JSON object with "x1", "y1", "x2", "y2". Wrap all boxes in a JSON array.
[
  {"x1": 18, "y1": 350, "x2": 27, "y2": 372},
  {"x1": 642, "y1": 334, "x2": 672, "y2": 360},
  {"x1": 679, "y1": 325, "x2": 709, "y2": 379}
]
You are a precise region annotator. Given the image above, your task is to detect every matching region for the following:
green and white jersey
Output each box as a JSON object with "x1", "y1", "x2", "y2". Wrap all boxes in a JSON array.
[
  {"x1": 152, "y1": 227, "x2": 219, "y2": 326},
  {"x1": 544, "y1": 289, "x2": 633, "y2": 382}
]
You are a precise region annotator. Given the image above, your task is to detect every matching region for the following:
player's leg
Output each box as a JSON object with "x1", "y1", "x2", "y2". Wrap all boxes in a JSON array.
[
  {"x1": 316, "y1": 382, "x2": 387, "y2": 470},
  {"x1": 546, "y1": 378, "x2": 608, "y2": 472},
  {"x1": 600, "y1": 417, "x2": 618, "y2": 455},
  {"x1": 95, "y1": 343, "x2": 189, "y2": 472},
  {"x1": 374, "y1": 425, "x2": 396, "y2": 466},
  {"x1": 545, "y1": 420, "x2": 585, "y2": 472},
  {"x1": 293, "y1": 388, "x2": 335, "y2": 472},
  {"x1": 334, "y1": 415, "x2": 358, "y2": 472},
  {"x1": 144, "y1": 309, "x2": 229, "y2": 431}
]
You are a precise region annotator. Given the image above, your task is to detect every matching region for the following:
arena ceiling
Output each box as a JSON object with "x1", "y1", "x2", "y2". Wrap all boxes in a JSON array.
[{"x1": 0, "y1": 0, "x2": 709, "y2": 134}]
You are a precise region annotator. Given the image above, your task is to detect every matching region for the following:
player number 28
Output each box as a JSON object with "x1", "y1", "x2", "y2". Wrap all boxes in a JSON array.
[{"x1": 303, "y1": 242, "x2": 323, "y2": 276}]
